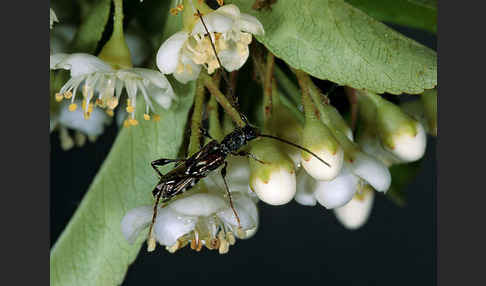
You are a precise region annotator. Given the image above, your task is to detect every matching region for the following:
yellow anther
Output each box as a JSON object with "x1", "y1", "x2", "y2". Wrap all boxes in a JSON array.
[
  {"x1": 55, "y1": 93, "x2": 64, "y2": 102},
  {"x1": 64, "y1": 91, "x2": 73, "y2": 99},
  {"x1": 123, "y1": 119, "x2": 130, "y2": 128},
  {"x1": 84, "y1": 112, "x2": 91, "y2": 119},
  {"x1": 107, "y1": 97, "x2": 119, "y2": 109},
  {"x1": 152, "y1": 114, "x2": 161, "y2": 122},
  {"x1": 105, "y1": 109, "x2": 114, "y2": 117},
  {"x1": 217, "y1": 0, "x2": 224, "y2": 6},
  {"x1": 170, "y1": 8, "x2": 179, "y2": 15},
  {"x1": 126, "y1": 105, "x2": 135, "y2": 113},
  {"x1": 177, "y1": 4, "x2": 184, "y2": 11},
  {"x1": 143, "y1": 114, "x2": 150, "y2": 121},
  {"x1": 87, "y1": 103, "x2": 94, "y2": 113},
  {"x1": 82, "y1": 99, "x2": 87, "y2": 110},
  {"x1": 129, "y1": 118, "x2": 139, "y2": 126},
  {"x1": 147, "y1": 237, "x2": 156, "y2": 252},
  {"x1": 95, "y1": 98, "x2": 103, "y2": 106},
  {"x1": 68, "y1": 103, "x2": 77, "y2": 111}
]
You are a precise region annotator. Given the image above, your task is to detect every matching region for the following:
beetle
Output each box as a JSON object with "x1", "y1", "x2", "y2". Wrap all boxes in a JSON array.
[
  {"x1": 145, "y1": 8, "x2": 330, "y2": 249},
  {"x1": 147, "y1": 122, "x2": 330, "y2": 247}
]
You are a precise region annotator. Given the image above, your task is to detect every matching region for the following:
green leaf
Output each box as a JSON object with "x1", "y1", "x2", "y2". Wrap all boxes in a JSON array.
[
  {"x1": 231, "y1": 0, "x2": 437, "y2": 95},
  {"x1": 386, "y1": 160, "x2": 422, "y2": 206},
  {"x1": 50, "y1": 83, "x2": 195, "y2": 286},
  {"x1": 345, "y1": 0, "x2": 437, "y2": 33},
  {"x1": 70, "y1": 0, "x2": 111, "y2": 53}
]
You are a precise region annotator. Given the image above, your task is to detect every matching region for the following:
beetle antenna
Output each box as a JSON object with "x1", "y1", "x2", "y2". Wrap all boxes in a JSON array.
[
  {"x1": 258, "y1": 134, "x2": 331, "y2": 167},
  {"x1": 196, "y1": 9, "x2": 233, "y2": 98}
]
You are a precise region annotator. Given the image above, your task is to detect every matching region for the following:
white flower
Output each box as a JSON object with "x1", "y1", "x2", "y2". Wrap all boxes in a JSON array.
[
  {"x1": 121, "y1": 190, "x2": 258, "y2": 254},
  {"x1": 295, "y1": 151, "x2": 390, "y2": 209},
  {"x1": 50, "y1": 8, "x2": 58, "y2": 30},
  {"x1": 334, "y1": 187, "x2": 374, "y2": 230},
  {"x1": 50, "y1": 53, "x2": 174, "y2": 126},
  {"x1": 156, "y1": 4, "x2": 264, "y2": 83}
]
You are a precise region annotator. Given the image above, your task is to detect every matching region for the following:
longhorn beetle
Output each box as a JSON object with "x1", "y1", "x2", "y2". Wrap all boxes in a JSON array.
[{"x1": 145, "y1": 9, "x2": 331, "y2": 249}]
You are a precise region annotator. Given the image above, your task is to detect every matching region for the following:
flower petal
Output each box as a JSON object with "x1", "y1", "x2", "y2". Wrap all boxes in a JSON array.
[
  {"x1": 173, "y1": 55, "x2": 201, "y2": 84},
  {"x1": 295, "y1": 168, "x2": 317, "y2": 206},
  {"x1": 217, "y1": 193, "x2": 258, "y2": 238},
  {"x1": 168, "y1": 193, "x2": 227, "y2": 217},
  {"x1": 334, "y1": 189, "x2": 374, "y2": 230},
  {"x1": 120, "y1": 205, "x2": 153, "y2": 244},
  {"x1": 153, "y1": 208, "x2": 196, "y2": 246},
  {"x1": 130, "y1": 68, "x2": 175, "y2": 108},
  {"x1": 50, "y1": 53, "x2": 113, "y2": 77},
  {"x1": 314, "y1": 167, "x2": 359, "y2": 209},
  {"x1": 215, "y1": 4, "x2": 241, "y2": 18},
  {"x1": 156, "y1": 31, "x2": 188, "y2": 74},
  {"x1": 58, "y1": 100, "x2": 111, "y2": 136},
  {"x1": 191, "y1": 12, "x2": 234, "y2": 35},
  {"x1": 349, "y1": 152, "x2": 391, "y2": 192},
  {"x1": 239, "y1": 13, "x2": 264, "y2": 35},
  {"x1": 218, "y1": 43, "x2": 249, "y2": 72}
]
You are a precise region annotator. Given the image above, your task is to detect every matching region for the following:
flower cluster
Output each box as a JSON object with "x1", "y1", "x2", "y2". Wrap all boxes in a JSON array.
[
  {"x1": 122, "y1": 157, "x2": 258, "y2": 253},
  {"x1": 156, "y1": 2, "x2": 264, "y2": 83}
]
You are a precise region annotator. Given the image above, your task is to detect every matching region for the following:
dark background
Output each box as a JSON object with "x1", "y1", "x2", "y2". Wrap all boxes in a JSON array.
[{"x1": 50, "y1": 25, "x2": 436, "y2": 285}]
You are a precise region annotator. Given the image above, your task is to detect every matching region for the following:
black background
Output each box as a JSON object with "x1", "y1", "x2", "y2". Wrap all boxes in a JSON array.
[{"x1": 50, "y1": 25, "x2": 436, "y2": 285}]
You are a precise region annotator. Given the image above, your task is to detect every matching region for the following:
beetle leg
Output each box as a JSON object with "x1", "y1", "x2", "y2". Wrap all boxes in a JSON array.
[
  {"x1": 151, "y1": 158, "x2": 185, "y2": 177},
  {"x1": 221, "y1": 161, "x2": 241, "y2": 228}
]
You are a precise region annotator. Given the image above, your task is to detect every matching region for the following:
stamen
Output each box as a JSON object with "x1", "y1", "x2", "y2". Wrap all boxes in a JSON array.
[
  {"x1": 226, "y1": 231, "x2": 236, "y2": 245},
  {"x1": 143, "y1": 114, "x2": 150, "y2": 120},
  {"x1": 166, "y1": 241, "x2": 180, "y2": 253},
  {"x1": 170, "y1": 8, "x2": 179, "y2": 15},
  {"x1": 123, "y1": 119, "x2": 130, "y2": 128},
  {"x1": 129, "y1": 118, "x2": 139, "y2": 126},
  {"x1": 217, "y1": 0, "x2": 224, "y2": 6},
  {"x1": 68, "y1": 103, "x2": 77, "y2": 112},
  {"x1": 147, "y1": 237, "x2": 156, "y2": 252},
  {"x1": 55, "y1": 93, "x2": 64, "y2": 102},
  {"x1": 106, "y1": 109, "x2": 114, "y2": 117},
  {"x1": 64, "y1": 91, "x2": 73, "y2": 99},
  {"x1": 152, "y1": 114, "x2": 161, "y2": 122},
  {"x1": 126, "y1": 105, "x2": 135, "y2": 113},
  {"x1": 107, "y1": 97, "x2": 119, "y2": 109}
]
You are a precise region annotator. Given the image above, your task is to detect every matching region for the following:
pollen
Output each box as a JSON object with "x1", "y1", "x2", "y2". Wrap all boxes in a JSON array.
[
  {"x1": 147, "y1": 237, "x2": 156, "y2": 252},
  {"x1": 152, "y1": 114, "x2": 161, "y2": 122},
  {"x1": 55, "y1": 93, "x2": 64, "y2": 102},
  {"x1": 68, "y1": 103, "x2": 77, "y2": 112},
  {"x1": 64, "y1": 91, "x2": 73, "y2": 99},
  {"x1": 126, "y1": 105, "x2": 135, "y2": 113},
  {"x1": 129, "y1": 118, "x2": 139, "y2": 126},
  {"x1": 105, "y1": 109, "x2": 114, "y2": 117},
  {"x1": 106, "y1": 97, "x2": 119, "y2": 109},
  {"x1": 170, "y1": 8, "x2": 179, "y2": 15},
  {"x1": 143, "y1": 114, "x2": 150, "y2": 121},
  {"x1": 217, "y1": 0, "x2": 224, "y2": 6},
  {"x1": 123, "y1": 119, "x2": 130, "y2": 128}
]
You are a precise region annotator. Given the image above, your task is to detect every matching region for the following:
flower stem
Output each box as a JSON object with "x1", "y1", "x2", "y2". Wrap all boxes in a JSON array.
[
  {"x1": 274, "y1": 66, "x2": 301, "y2": 106},
  {"x1": 263, "y1": 53, "x2": 275, "y2": 131},
  {"x1": 188, "y1": 76, "x2": 206, "y2": 156},
  {"x1": 207, "y1": 73, "x2": 223, "y2": 141},
  {"x1": 97, "y1": 0, "x2": 132, "y2": 69},
  {"x1": 293, "y1": 69, "x2": 320, "y2": 121},
  {"x1": 201, "y1": 72, "x2": 245, "y2": 128}
]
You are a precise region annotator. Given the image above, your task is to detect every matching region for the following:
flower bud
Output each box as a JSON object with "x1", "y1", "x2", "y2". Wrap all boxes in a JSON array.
[
  {"x1": 374, "y1": 95, "x2": 427, "y2": 162},
  {"x1": 249, "y1": 140, "x2": 296, "y2": 205},
  {"x1": 301, "y1": 119, "x2": 344, "y2": 181},
  {"x1": 313, "y1": 166, "x2": 360, "y2": 209},
  {"x1": 334, "y1": 186, "x2": 374, "y2": 230}
]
